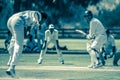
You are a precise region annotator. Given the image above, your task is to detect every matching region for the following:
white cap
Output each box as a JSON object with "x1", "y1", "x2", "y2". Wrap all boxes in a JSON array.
[{"x1": 49, "y1": 24, "x2": 54, "y2": 29}]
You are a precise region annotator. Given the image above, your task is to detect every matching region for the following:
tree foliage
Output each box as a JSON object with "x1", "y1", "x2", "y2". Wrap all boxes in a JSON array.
[{"x1": 0, "y1": 0, "x2": 120, "y2": 29}]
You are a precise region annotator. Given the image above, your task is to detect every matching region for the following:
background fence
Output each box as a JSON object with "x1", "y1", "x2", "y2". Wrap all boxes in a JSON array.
[{"x1": 0, "y1": 28, "x2": 120, "y2": 39}]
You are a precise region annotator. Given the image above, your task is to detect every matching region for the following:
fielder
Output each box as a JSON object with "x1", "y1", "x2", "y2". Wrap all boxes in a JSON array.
[
  {"x1": 30, "y1": 20, "x2": 48, "y2": 51},
  {"x1": 6, "y1": 10, "x2": 47, "y2": 77},
  {"x1": 36, "y1": 21, "x2": 48, "y2": 50},
  {"x1": 100, "y1": 29, "x2": 119, "y2": 66},
  {"x1": 37, "y1": 24, "x2": 64, "y2": 64},
  {"x1": 84, "y1": 10, "x2": 107, "y2": 68}
]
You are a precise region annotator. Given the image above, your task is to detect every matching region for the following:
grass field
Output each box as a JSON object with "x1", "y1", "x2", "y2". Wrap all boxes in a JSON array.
[
  {"x1": 0, "y1": 39, "x2": 120, "y2": 50},
  {"x1": 0, "y1": 54, "x2": 120, "y2": 80},
  {"x1": 0, "y1": 39, "x2": 120, "y2": 80}
]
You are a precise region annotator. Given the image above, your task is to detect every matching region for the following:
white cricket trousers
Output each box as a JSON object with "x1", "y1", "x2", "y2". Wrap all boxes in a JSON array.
[
  {"x1": 7, "y1": 15, "x2": 24, "y2": 66},
  {"x1": 88, "y1": 34, "x2": 107, "y2": 66},
  {"x1": 39, "y1": 40, "x2": 64, "y2": 61}
]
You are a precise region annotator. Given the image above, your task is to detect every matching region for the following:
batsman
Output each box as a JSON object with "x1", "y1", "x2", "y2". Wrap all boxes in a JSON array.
[{"x1": 84, "y1": 10, "x2": 107, "y2": 68}]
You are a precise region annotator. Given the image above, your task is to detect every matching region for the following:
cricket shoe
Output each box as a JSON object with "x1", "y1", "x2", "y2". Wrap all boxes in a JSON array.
[
  {"x1": 37, "y1": 58, "x2": 43, "y2": 64},
  {"x1": 6, "y1": 68, "x2": 15, "y2": 77},
  {"x1": 60, "y1": 60, "x2": 64, "y2": 64},
  {"x1": 87, "y1": 64, "x2": 94, "y2": 68},
  {"x1": 113, "y1": 63, "x2": 119, "y2": 66},
  {"x1": 93, "y1": 63, "x2": 103, "y2": 68}
]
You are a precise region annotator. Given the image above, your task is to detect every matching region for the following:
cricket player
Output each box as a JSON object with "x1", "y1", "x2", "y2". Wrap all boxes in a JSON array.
[
  {"x1": 36, "y1": 22, "x2": 48, "y2": 50},
  {"x1": 84, "y1": 10, "x2": 107, "y2": 68},
  {"x1": 23, "y1": 34, "x2": 38, "y2": 52},
  {"x1": 37, "y1": 24, "x2": 64, "y2": 64},
  {"x1": 6, "y1": 10, "x2": 47, "y2": 77},
  {"x1": 30, "y1": 20, "x2": 48, "y2": 51},
  {"x1": 100, "y1": 29, "x2": 119, "y2": 66}
]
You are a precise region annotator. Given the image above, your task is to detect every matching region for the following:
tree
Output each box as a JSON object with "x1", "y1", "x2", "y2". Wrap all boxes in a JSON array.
[{"x1": 0, "y1": 0, "x2": 14, "y2": 29}]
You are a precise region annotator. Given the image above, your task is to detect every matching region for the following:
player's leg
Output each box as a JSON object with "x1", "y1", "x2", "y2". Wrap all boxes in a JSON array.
[
  {"x1": 37, "y1": 35, "x2": 41, "y2": 51},
  {"x1": 37, "y1": 41, "x2": 48, "y2": 64},
  {"x1": 99, "y1": 51, "x2": 106, "y2": 66},
  {"x1": 7, "y1": 36, "x2": 15, "y2": 66},
  {"x1": 41, "y1": 35, "x2": 45, "y2": 45},
  {"x1": 113, "y1": 52, "x2": 120, "y2": 66},
  {"x1": 86, "y1": 40, "x2": 99, "y2": 68},
  {"x1": 7, "y1": 25, "x2": 24, "y2": 73},
  {"x1": 96, "y1": 35, "x2": 107, "y2": 66},
  {"x1": 7, "y1": 19, "x2": 15, "y2": 66},
  {"x1": 32, "y1": 46, "x2": 39, "y2": 52},
  {"x1": 23, "y1": 46, "x2": 31, "y2": 52},
  {"x1": 86, "y1": 42, "x2": 95, "y2": 67},
  {"x1": 54, "y1": 41, "x2": 64, "y2": 64},
  {"x1": 88, "y1": 48, "x2": 98, "y2": 68},
  {"x1": 6, "y1": 19, "x2": 24, "y2": 77},
  {"x1": 89, "y1": 35, "x2": 106, "y2": 68}
]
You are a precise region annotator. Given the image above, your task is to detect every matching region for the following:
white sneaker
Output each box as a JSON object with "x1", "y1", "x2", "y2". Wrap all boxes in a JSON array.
[
  {"x1": 88, "y1": 64, "x2": 94, "y2": 68},
  {"x1": 37, "y1": 58, "x2": 43, "y2": 64},
  {"x1": 6, "y1": 68, "x2": 15, "y2": 77}
]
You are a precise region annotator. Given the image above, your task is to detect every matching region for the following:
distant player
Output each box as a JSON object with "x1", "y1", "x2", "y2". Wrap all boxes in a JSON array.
[
  {"x1": 23, "y1": 34, "x2": 38, "y2": 52},
  {"x1": 6, "y1": 10, "x2": 47, "y2": 77},
  {"x1": 37, "y1": 24, "x2": 64, "y2": 64},
  {"x1": 100, "y1": 29, "x2": 119, "y2": 66},
  {"x1": 30, "y1": 19, "x2": 48, "y2": 51},
  {"x1": 36, "y1": 21, "x2": 48, "y2": 50},
  {"x1": 84, "y1": 10, "x2": 107, "y2": 68}
]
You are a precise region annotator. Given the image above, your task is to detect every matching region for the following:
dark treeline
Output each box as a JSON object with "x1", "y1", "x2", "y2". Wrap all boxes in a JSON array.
[{"x1": 0, "y1": 0, "x2": 120, "y2": 29}]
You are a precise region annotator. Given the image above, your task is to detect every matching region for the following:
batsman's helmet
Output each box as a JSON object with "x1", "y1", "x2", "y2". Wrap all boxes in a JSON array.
[{"x1": 84, "y1": 10, "x2": 93, "y2": 18}]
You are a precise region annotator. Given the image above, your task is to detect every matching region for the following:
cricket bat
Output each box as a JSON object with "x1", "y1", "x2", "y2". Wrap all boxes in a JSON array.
[{"x1": 75, "y1": 29, "x2": 87, "y2": 36}]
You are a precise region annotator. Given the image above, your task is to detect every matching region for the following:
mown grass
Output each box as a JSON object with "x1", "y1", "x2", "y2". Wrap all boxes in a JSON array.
[
  {"x1": 0, "y1": 39, "x2": 120, "y2": 80},
  {"x1": 0, "y1": 54, "x2": 120, "y2": 80}
]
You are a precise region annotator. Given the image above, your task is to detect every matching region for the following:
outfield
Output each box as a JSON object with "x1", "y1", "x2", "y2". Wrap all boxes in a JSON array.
[
  {"x1": 0, "y1": 39, "x2": 120, "y2": 80},
  {"x1": 1, "y1": 54, "x2": 120, "y2": 80},
  {"x1": 0, "y1": 39, "x2": 120, "y2": 50}
]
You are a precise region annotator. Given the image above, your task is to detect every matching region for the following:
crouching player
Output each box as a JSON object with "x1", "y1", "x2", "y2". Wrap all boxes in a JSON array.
[
  {"x1": 23, "y1": 34, "x2": 39, "y2": 52},
  {"x1": 37, "y1": 24, "x2": 64, "y2": 64},
  {"x1": 100, "y1": 29, "x2": 120, "y2": 66}
]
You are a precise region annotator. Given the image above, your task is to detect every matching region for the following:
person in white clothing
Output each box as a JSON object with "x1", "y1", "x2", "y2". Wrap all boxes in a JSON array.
[
  {"x1": 6, "y1": 10, "x2": 48, "y2": 77},
  {"x1": 37, "y1": 24, "x2": 64, "y2": 64},
  {"x1": 84, "y1": 10, "x2": 107, "y2": 68}
]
